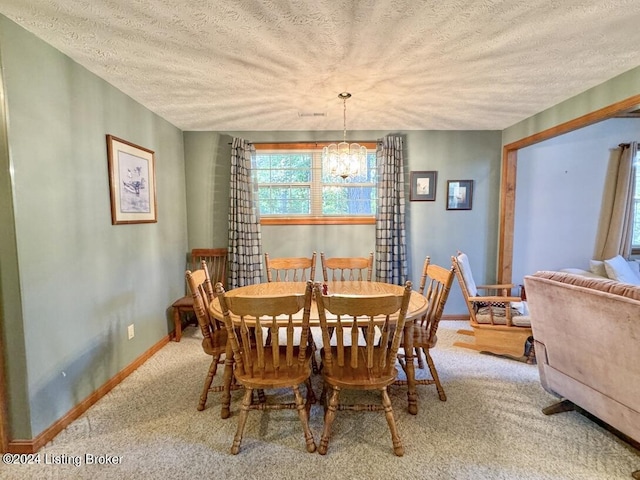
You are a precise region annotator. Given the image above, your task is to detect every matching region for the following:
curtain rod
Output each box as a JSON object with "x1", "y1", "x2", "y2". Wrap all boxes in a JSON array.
[{"x1": 228, "y1": 140, "x2": 382, "y2": 146}]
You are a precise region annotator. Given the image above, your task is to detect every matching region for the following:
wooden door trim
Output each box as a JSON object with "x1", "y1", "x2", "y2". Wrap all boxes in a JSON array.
[{"x1": 497, "y1": 94, "x2": 640, "y2": 283}]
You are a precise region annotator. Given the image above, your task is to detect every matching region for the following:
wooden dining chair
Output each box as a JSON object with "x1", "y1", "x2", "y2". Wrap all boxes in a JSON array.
[
  {"x1": 172, "y1": 248, "x2": 228, "y2": 341},
  {"x1": 264, "y1": 251, "x2": 319, "y2": 371},
  {"x1": 394, "y1": 257, "x2": 455, "y2": 404},
  {"x1": 314, "y1": 281, "x2": 412, "y2": 456},
  {"x1": 186, "y1": 261, "x2": 238, "y2": 417},
  {"x1": 216, "y1": 281, "x2": 317, "y2": 455},
  {"x1": 320, "y1": 252, "x2": 374, "y2": 282},
  {"x1": 265, "y1": 252, "x2": 317, "y2": 282}
]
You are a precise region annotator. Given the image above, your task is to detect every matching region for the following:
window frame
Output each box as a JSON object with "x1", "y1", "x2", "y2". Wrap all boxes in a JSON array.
[{"x1": 254, "y1": 142, "x2": 378, "y2": 226}]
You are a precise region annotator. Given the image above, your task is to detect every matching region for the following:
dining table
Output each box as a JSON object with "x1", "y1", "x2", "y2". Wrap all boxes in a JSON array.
[{"x1": 208, "y1": 280, "x2": 428, "y2": 417}]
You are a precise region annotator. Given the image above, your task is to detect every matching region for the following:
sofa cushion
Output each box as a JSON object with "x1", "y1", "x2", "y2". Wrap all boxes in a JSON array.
[
  {"x1": 604, "y1": 255, "x2": 640, "y2": 285},
  {"x1": 560, "y1": 268, "x2": 606, "y2": 278}
]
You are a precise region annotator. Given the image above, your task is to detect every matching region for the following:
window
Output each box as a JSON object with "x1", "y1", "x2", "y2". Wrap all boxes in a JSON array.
[
  {"x1": 254, "y1": 143, "x2": 377, "y2": 224},
  {"x1": 633, "y1": 152, "x2": 640, "y2": 253}
]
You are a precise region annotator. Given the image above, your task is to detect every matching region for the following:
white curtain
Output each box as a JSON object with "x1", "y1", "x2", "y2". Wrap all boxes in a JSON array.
[{"x1": 593, "y1": 142, "x2": 637, "y2": 260}]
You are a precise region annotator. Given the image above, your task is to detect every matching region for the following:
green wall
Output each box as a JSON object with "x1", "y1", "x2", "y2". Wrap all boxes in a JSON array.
[
  {"x1": 0, "y1": 17, "x2": 188, "y2": 439},
  {"x1": 183, "y1": 130, "x2": 503, "y2": 313}
]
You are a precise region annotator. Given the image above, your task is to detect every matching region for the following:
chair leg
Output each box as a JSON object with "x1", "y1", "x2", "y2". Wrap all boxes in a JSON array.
[
  {"x1": 415, "y1": 347, "x2": 425, "y2": 369},
  {"x1": 221, "y1": 344, "x2": 234, "y2": 419},
  {"x1": 318, "y1": 387, "x2": 340, "y2": 455},
  {"x1": 197, "y1": 355, "x2": 220, "y2": 411},
  {"x1": 173, "y1": 307, "x2": 183, "y2": 342},
  {"x1": 542, "y1": 399, "x2": 575, "y2": 416},
  {"x1": 231, "y1": 388, "x2": 253, "y2": 455},
  {"x1": 304, "y1": 378, "x2": 316, "y2": 411},
  {"x1": 381, "y1": 387, "x2": 404, "y2": 456},
  {"x1": 424, "y1": 348, "x2": 446, "y2": 401},
  {"x1": 320, "y1": 381, "x2": 328, "y2": 412},
  {"x1": 309, "y1": 336, "x2": 319, "y2": 374},
  {"x1": 293, "y1": 385, "x2": 317, "y2": 453},
  {"x1": 256, "y1": 389, "x2": 266, "y2": 404}
]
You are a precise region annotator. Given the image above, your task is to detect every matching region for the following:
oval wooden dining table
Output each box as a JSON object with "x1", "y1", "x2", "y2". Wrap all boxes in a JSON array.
[{"x1": 209, "y1": 281, "x2": 428, "y2": 417}]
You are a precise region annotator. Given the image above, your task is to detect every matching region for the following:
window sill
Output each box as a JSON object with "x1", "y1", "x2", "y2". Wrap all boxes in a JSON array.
[{"x1": 260, "y1": 217, "x2": 376, "y2": 226}]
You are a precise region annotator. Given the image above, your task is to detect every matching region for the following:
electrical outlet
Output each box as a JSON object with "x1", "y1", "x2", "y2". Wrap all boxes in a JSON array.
[{"x1": 128, "y1": 324, "x2": 135, "y2": 340}]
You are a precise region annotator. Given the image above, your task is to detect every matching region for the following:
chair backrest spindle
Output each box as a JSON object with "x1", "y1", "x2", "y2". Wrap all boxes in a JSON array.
[
  {"x1": 265, "y1": 252, "x2": 317, "y2": 282},
  {"x1": 216, "y1": 282, "x2": 313, "y2": 379},
  {"x1": 320, "y1": 252, "x2": 374, "y2": 282},
  {"x1": 315, "y1": 281, "x2": 412, "y2": 377}
]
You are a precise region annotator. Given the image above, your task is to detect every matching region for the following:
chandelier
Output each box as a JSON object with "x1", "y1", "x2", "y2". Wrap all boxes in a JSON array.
[{"x1": 322, "y1": 92, "x2": 367, "y2": 180}]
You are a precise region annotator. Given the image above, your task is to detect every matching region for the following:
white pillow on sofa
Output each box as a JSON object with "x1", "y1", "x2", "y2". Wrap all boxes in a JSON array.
[
  {"x1": 589, "y1": 260, "x2": 608, "y2": 277},
  {"x1": 603, "y1": 255, "x2": 640, "y2": 285}
]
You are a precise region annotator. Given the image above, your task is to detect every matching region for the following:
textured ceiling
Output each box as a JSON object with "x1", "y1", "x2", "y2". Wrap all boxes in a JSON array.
[{"x1": 2, "y1": 0, "x2": 640, "y2": 132}]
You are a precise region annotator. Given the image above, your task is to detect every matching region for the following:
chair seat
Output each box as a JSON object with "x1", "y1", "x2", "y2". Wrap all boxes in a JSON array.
[
  {"x1": 321, "y1": 346, "x2": 398, "y2": 390},
  {"x1": 201, "y1": 329, "x2": 227, "y2": 357},
  {"x1": 234, "y1": 347, "x2": 314, "y2": 389},
  {"x1": 172, "y1": 295, "x2": 193, "y2": 308},
  {"x1": 410, "y1": 327, "x2": 438, "y2": 349}
]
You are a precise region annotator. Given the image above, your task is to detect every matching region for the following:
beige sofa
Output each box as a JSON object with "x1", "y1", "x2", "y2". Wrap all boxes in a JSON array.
[{"x1": 524, "y1": 271, "x2": 640, "y2": 446}]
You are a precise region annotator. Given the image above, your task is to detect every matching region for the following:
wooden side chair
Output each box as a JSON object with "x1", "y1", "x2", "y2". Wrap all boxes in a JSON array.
[
  {"x1": 264, "y1": 251, "x2": 319, "y2": 371},
  {"x1": 451, "y1": 251, "x2": 533, "y2": 362},
  {"x1": 320, "y1": 252, "x2": 375, "y2": 358},
  {"x1": 265, "y1": 251, "x2": 317, "y2": 282},
  {"x1": 186, "y1": 261, "x2": 238, "y2": 417},
  {"x1": 320, "y1": 252, "x2": 374, "y2": 281},
  {"x1": 395, "y1": 257, "x2": 455, "y2": 405},
  {"x1": 216, "y1": 281, "x2": 317, "y2": 455},
  {"x1": 172, "y1": 248, "x2": 228, "y2": 341},
  {"x1": 314, "y1": 281, "x2": 412, "y2": 456}
]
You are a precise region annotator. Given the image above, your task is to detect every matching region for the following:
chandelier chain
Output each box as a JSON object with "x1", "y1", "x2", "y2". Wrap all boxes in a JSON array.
[{"x1": 343, "y1": 96, "x2": 347, "y2": 142}]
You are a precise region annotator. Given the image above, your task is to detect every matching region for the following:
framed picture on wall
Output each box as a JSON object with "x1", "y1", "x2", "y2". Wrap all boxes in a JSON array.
[
  {"x1": 446, "y1": 180, "x2": 473, "y2": 210},
  {"x1": 410, "y1": 171, "x2": 437, "y2": 201},
  {"x1": 106, "y1": 135, "x2": 157, "y2": 225}
]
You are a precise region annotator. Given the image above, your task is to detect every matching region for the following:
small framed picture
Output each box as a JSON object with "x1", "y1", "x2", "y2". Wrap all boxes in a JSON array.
[
  {"x1": 106, "y1": 135, "x2": 157, "y2": 225},
  {"x1": 446, "y1": 180, "x2": 473, "y2": 210},
  {"x1": 410, "y1": 171, "x2": 437, "y2": 201}
]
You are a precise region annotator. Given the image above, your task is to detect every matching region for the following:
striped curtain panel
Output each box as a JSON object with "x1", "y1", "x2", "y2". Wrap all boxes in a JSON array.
[
  {"x1": 375, "y1": 135, "x2": 407, "y2": 284},
  {"x1": 228, "y1": 137, "x2": 263, "y2": 288}
]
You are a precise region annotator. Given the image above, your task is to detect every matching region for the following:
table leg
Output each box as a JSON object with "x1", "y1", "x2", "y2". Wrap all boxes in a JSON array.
[
  {"x1": 404, "y1": 323, "x2": 418, "y2": 415},
  {"x1": 220, "y1": 341, "x2": 234, "y2": 419}
]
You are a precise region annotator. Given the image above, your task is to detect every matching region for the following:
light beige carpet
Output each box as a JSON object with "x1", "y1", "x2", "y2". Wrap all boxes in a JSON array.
[{"x1": 1, "y1": 321, "x2": 638, "y2": 480}]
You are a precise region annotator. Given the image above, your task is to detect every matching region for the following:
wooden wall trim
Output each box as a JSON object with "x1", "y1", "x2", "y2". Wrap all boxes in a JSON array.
[
  {"x1": 504, "y1": 94, "x2": 640, "y2": 152},
  {"x1": 498, "y1": 148, "x2": 518, "y2": 284},
  {"x1": 5, "y1": 334, "x2": 171, "y2": 454},
  {"x1": 261, "y1": 216, "x2": 375, "y2": 225},
  {"x1": 498, "y1": 94, "x2": 640, "y2": 284}
]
